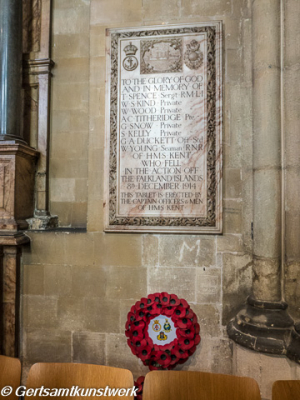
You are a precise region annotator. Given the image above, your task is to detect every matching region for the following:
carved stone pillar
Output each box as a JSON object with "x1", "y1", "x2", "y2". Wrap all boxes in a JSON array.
[
  {"x1": 228, "y1": 0, "x2": 299, "y2": 363},
  {"x1": 0, "y1": 0, "x2": 38, "y2": 355},
  {"x1": 0, "y1": 242, "x2": 28, "y2": 357},
  {"x1": 23, "y1": 0, "x2": 57, "y2": 229}
]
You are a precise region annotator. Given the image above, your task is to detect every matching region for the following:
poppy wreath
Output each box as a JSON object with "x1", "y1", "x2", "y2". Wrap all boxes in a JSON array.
[
  {"x1": 125, "y1": 292, "x2": 201, "y2": 371},
  {"x1": 133, "y1": 376, "x2": 145, "y2": 400}
]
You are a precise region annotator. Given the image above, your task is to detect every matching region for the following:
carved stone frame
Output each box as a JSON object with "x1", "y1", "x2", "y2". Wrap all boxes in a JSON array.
[{"x1": 104, "y1": 23, "x2": 222, "y2": 233}]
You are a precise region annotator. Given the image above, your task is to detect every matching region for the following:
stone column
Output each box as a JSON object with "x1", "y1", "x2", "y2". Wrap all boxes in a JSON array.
[
  {"x1": 0, "y1": 0, "x2": 24, "y2": 141},
  {"x1": 23, "y1": 0, "x2": 57, "y2": 229},
  {"x1": 252, "y1": 0, "x2": 282, "y2": 302},
  {"x1": 228, "y1": 0, "x2": 297, "y2": 359},
  {"x1": 284, "y1": 0, "x2": 300, "y2": 363},
  {"x1": 0, "y1": 247, "x2": 22, "y2": 357},
  {"x1": 0, "y1": 0, "x2": 38, "y2": 356}
]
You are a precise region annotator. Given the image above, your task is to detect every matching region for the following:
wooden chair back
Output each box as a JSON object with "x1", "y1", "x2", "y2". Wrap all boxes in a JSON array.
[
  {"x1": 0, "y1": 355, "x2": 21, "y2": 400},
  {"x1": 143, "y1": 370, "x2": 261, "y2": 400},
  {"x1": 25, "y1": 363, "x2": 134, "y2": 399},
  {"x1": 272, "y1": 380, "x2": 300, "y2": 400}
]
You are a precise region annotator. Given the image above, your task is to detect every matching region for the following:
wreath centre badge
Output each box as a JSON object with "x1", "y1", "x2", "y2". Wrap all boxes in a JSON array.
[{"x1": 148, "y1": 315, "x2": 177, "y2": 345}]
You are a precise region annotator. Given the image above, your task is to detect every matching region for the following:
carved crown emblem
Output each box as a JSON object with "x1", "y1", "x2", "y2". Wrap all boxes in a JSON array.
[
  {"x1": 188, "y1": 39, "x2": 200, "y2": 51},
  {"x1": 124, "y1": 42, "x2": 138, "y2": 56}
]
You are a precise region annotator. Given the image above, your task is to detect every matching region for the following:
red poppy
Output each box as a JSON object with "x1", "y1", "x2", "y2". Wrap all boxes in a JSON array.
[
  {"x1": 134, "y1": 375, "x2": 145, "y2": 400},
  {"x1": 149, "y1": 302, "x2": 163, "y2": 315},
  {"x1": 146, "y1": 296, "x2": 154, "y2": 306},
  {"x1": 194, "y1": 334, "x2": 201, "y2": 345},
  {"x1": 153, "y1": 343, "x2": 161, "y2": 352},
  {"x1": 179, "y1": 298, "x2": 189, "y2": 308},
  {"x1": 169, "y1": 348, "x2": 180, "y2": 365},
  {"x1": 131, "y1": 320, "x2": 146, "y2": 330},
  {"x1": 147, "y1": 293, "x2": 161, "y2": 304},
  {"x1": 127, "y1": 339, "x2": 138, "y2": 355},
  {"x1": 163, "y1": 306, "x2": 175, "y2": 316},
  {"x1": 145, "y1": 304, "x2": 159, "y2": 315},
  {"x1": 175, "y1": 317, "x2": 193, "y2": 329},
  {"x1": 137, "y1": 345, "x2": 152, "y2": 361},
  {"x1": 157, "y1": 304, "x2": 165, "y2": 314},
  {"x1": 130, "y1": 304, "x2": 136, "y2": 313},
  {"x1": 174, "y1": 347, "x2": 189, "y2": 359},
  {"x1": 160, "y1": 292, "x2": 170, "y2": 306},
  {"x1": 173, "y1": 306, "x2": 186, "y2": 319},
  {"x1": 136, "y1": 376, "x2": 145, "y2": 387},
  {"x1": 129, "y1": 323, "x2": 145, "y2": 334},
  {"x1": 135, "y1": 309, "x2": 148, "y2": 321},
  {"x1": 125, "y1": 320, "x2": 131, "y2": 330},
  {"x1": 177, "y1": 327, "x2": 195, "y2": 340},
  {"x1": 178, "y1": 336, "x2": 195, "y2": 351},
  {"x1": 169, "y1": 294, "x2": 180, "y2": 306},
  {"x1": 135, "y1": 298, "x2": 148, "y2": 311},
  {"x1": 156, "y1": 351, "x2": 171, "y2": 367},
  {"x1": 129, "y1": 327, "x2": 144, "y2": 340},
  {"x1": 186, "y1": 328, "x2": 196, "y2": 339},
  {"x1": 188, "y1": 345, "x2": 197, "y2": 356},
  {"x1": 194, "y1": 323, "x2": 200, "y2": 334},
  {"x1": 153, "y1": 340, "x2": 175, "y2": 352},
  {"x1": 185, "y1": 308, "x2": 194, "y2": 318},
  {"x1": 148, "y1": 359, "x2": 161, "y2": 371},
  {"x1": 132, "y1": 337, "x2": 147, "y2": 350},
  {"x1": 125, "y1": 330, "x2": 131, "y2": 338},
  {"x1": 143, "y1": 327, "x2": 150, "y2": 339},
  {"x1": 127, "y1": 311, "x2": 136, "y2": 323},
  {"x1": 191, "y1": 313, "x2": 198, "y2": 323}
]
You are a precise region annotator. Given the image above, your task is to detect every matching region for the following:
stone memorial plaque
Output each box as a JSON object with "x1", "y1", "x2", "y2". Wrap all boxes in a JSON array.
[{"x1": 104, "y1": 23, "x2": 222, "y2": 233}]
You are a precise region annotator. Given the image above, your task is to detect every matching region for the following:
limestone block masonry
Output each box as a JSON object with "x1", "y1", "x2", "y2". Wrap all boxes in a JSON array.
[{"x1": 18, "y1": 0, "x2": 300, "y2": 399}]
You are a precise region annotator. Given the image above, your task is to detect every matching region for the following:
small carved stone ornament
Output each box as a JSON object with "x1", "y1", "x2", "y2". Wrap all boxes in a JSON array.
[
  {"x1": 123, "y1": 42, "x2": 138, "y2": 71},
  {"x1": 184, "y1": 39, "x2": 203, "y2": 70}
]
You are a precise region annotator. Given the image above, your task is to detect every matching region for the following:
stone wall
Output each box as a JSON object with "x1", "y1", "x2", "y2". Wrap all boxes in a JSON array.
[{"x1": 20, "y1": 0, "x2": 300, "y2": 399}]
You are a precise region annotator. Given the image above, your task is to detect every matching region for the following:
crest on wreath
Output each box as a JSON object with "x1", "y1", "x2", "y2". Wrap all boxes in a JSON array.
[
  {"x1": 184, "y1": 40, "x2": 203, "y2": 70},
  {"x1": 157, "y1": 331, "x2": 168, "y2": 341},
  {"x1": 152, "y1": 320, "x2": 161, "y2": 332},
  {"x1": 163, "y1": 319, "x2": 171, "y2": 332}
]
